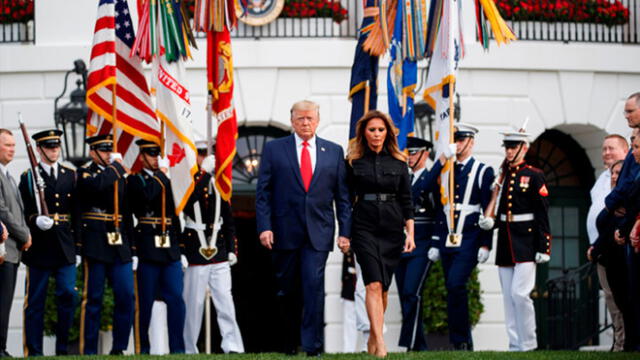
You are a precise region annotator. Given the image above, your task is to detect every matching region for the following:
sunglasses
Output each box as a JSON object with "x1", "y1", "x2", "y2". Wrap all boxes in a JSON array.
[
  {"x1": 144, "y1": 149, "x2": 160, "y2": 157},
  {"x1": 40, "y1": 143, "x2": 61, "y2": 149}
]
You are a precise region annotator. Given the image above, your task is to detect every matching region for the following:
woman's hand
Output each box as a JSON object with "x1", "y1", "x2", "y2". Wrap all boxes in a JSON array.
[
  {"x1": 403, "y1": 234, "x2": 415, "y2": 253},
  {"x1": 614, "y1": 229, "x2": 626, "y2": 245}
]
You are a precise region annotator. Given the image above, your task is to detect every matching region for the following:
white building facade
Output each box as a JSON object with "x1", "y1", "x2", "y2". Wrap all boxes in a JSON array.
[{"x1": 1, "y1": 0, "x2": 640, "y2": 355}]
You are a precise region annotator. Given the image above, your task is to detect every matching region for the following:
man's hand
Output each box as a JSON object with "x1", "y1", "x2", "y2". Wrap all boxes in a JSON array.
[
  {"x1": 1, "y1": 223, "x2": 7, "y2": 242},
  {"x1": 0, "y1": 242, "x2": 5, "y2": 264},
  {"x1": 478, "y1": 215, "x2": 495, "y2": 231},
  {"x1": 21, "y1": 236, "x2": 32, "y2": 251},
  {"x1": 36, "y1": 216, "x2": 54, "y2": 231},
  {"x1": 428, "y1": 247, "x2": 440, "y2": 262},
  {"x1": 535, "y1": 252, "x2": 550, "y2": 264},
  {"x1": 181, "y1": 254, "x2": 189, "y2": 270},
  {"x1": 201, "y1": 155, "x2": 216, "y2": 174},
  {"x1": 403, "y1": 235, "x2": 416, "y2": 253},
  {"x1": 259, "y1": 231, "x2": 274, "y2": 250},
  {"x1": 109, "y1": 152, "x2": 123, "y2": 164},
  {"x1": 338, "y1": 236, "x2": 350, "y2": 254},
  {"x1": 228, "y1": 252, "x2": 238, "y2": 266},
  {"x1": 614, "y1": 229, "x2": 626, "y2": 245},
  {"x1": 132, "y1": 256, "x2": 139, "y2": 271},
  {"x1": 477, "y1": 246, "x2": 490, "y2": 263},
  {"x1": 158, "y1": 156, "x2": 170, "y2": 174},
  {"x1": 76, "y1": 255, "x2": 82, "y2": 268}
]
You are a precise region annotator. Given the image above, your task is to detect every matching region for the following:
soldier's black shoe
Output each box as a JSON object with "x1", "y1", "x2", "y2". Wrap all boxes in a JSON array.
[
  {"x1": 56, "y1": 350, "x2": 68, "y2": 356},
  {"x1": 109, "y1": 350, "x2": 124, "y2": 355},
  {"x1": 453, "y1": 342, "x2": 473, "y2": 351},
  {"x1": 306, "y1": 350, "x2": 321, "y2": 357}
]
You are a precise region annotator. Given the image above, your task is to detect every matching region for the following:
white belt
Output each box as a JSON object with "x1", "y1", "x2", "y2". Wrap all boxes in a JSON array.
[
  {"x1": 444, "y1": 204, "x2": 481, "y2": 213},
  {"x1": 500, "y1": 213, "x2": 534, "y2": 222},
  {"x1": 185, "y1": 218, "x2": 207, "y2": 231}
]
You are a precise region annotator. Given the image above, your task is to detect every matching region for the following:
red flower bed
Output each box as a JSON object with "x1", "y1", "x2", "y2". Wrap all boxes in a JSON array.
[
  {"x1": 281, "y1": 0, "x2": 348, "y2": 24},
  {"x1": 495, "y1": 0, "x2": 630, "y2": 26},
  {"x1": 0, "y1": 0, "x2": 34, "y2": 24}
]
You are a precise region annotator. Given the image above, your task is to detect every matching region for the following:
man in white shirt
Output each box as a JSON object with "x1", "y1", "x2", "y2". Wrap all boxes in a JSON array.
[{"x1": 586, "y1": 134, "x2": 628, "y2": 351}]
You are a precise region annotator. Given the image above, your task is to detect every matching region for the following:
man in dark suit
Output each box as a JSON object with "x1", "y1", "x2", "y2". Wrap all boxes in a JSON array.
[
  {"x1": 0, "y1": 128, "x2": 31, "y2": 358},
  {"x1": 256, "y1": 100, "x2": 351, "y2": 356},
  {"x1": 18, "y1": 129, "x2": 78, "y2": 356}
]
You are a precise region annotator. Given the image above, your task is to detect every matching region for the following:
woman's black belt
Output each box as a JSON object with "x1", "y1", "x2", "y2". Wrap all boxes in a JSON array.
[{"x1": 362, "y1": 193, "x2": 396, "y2": 201}]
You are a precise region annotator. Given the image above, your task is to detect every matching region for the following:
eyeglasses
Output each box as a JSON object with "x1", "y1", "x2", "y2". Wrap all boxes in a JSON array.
[{"x1": 624, "y1": 108, "x2": 639, "y2": 115}]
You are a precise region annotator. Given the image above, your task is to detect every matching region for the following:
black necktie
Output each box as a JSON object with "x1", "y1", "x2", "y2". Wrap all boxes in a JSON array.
[
  {"x1": 455, "y1": 163, "x2": 464, "y2": 173},
  {"x1": 50, "y1": 167, "x2": 55, "y2": 180}
]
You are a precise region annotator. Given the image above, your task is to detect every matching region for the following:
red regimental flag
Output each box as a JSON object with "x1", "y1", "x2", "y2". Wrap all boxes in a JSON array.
[{"x1": 208, "y1": 28, "x2": 238, "y2": 202}]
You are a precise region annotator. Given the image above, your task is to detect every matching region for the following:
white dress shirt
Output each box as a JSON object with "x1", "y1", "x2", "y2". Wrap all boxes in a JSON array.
[
  {"x1": 39, "y1": 162, "x2": 59, "y2": 179},
  {"x1": 0, "y1": 163, "x2": 8, "y2": 177},
  {"x1": 294, "y1": 133, "x2": 317, "y2": 172},
  {"x1": 411, "y1": 167, "x2": 426, "y2": 186},
  {"x1": 587, "y1": 169, "x2": 611, "y2": 245}
]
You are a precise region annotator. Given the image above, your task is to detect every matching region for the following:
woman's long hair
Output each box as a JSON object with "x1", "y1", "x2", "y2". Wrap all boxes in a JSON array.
[{"x1": 347, "y1": 110, "x2": 407, "y2": 164}]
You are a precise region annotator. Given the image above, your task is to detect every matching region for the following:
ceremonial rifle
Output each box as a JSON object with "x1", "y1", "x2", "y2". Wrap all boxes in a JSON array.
[{"x1": 19, "y1": 113, "x2": 49, "y2": 216}]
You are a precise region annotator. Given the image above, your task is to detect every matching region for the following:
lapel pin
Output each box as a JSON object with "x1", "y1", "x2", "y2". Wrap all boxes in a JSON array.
[{"x1": 321, "y1": 147, "x2": 325, "y2": 152}]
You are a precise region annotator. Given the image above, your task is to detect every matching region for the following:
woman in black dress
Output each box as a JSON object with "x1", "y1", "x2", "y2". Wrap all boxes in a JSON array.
[{"x1": 343, "y1": 110, "x2": 415, "y2": 357}]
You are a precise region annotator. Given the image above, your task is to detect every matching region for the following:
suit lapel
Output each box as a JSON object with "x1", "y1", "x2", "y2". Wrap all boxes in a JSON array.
[
  {"x1": 284, "y1": 135, "x2": 305, "y2": 190},
  {"x1": 308, "y1": 137, "x2": 325, "y2": 190}
]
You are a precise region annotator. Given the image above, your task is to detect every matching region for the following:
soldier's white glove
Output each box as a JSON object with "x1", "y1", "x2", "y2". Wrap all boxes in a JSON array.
[
  {"x1": 36, "y1": 216, "x2": 54, "y2": 231},
  {"x1": 157, "y1": 156, "x2": 170, "y2": 170},
  {"x1": 200, "y1": 155, "x2": 216, "y2": 174},
  {"x1": 535, "y1": 252, "x2": 550, "y2": 264},
  {"x1": 228, "y1": 252, "x2": 238, "y2": 266},
  {"x1": 427, "y1": 247, "x2": 440, "y2": 262},
  {"x1": 132, "y1": 256, "x2": 139, "y2": 271},
  {"x1": 478, "y1": 215, "x2": 495, "y2": 231},
  {"x1": 0, "y1": 242, "x2": 6, "y2": 258},
  {"x1": 181, "y1": 254, "x2": 189, "y2": 269},
  {"x1": 477, "y1": 247, "x2": 490, "y2": 264},
  {"x1": 109, "y1": 152, "x2": 123, "y2": 163},
  {"x1": 76, "y1": 255, "x2": 82, "y2": 268},
  {"x1": 442, "y1": 143, "x2": 457, "y2": 159}
]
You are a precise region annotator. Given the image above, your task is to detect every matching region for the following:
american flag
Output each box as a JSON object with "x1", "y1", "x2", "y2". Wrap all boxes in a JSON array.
[{"x1": 86, "y1": 0, "x2": 160, "y2": 169}]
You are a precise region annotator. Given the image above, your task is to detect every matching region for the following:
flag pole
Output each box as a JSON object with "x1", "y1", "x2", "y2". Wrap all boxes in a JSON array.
[
  {"x1": 364, "y1": 80, "x2": 371, "y2": 113},
  {"x1": 112, "y1": 83, "x2": 120, "y2": 232},
  {"x1": 206, "y1": 91, "x2": 213, "y2": 156},
  {"x1": 160, "y1": 118, "x2": 167, "y2": 235},
  {"x1": 448, "y1": 80, "x2": 455, "y2": 234}
]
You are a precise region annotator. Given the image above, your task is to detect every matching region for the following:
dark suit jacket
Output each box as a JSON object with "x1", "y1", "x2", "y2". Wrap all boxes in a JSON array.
[{"x1": 256, "y1": 134, "x2": 351, "y2": 252}]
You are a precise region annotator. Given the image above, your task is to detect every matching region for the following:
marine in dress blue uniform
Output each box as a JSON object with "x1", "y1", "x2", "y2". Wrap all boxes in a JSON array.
[
  {"x1": 128, "y1": 139, "x2": 186, "y2": 354},
  {"x1": 430, "y1": 124, "x2": 494, "y2": 350},
  {"x1": 395, "y1": 137, "x2": 442, "y2": 351},
  {"x1": 19, "y1": 130, "x2": 77, "y2": 356},
  {"x1": 77, "y1": 134, "x2": 135, "y2": 355}
]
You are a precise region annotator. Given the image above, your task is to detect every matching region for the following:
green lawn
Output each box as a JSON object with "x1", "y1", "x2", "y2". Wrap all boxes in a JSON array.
[{"x1": 32, "y1": 352, "x2": 640, "y2": 360}]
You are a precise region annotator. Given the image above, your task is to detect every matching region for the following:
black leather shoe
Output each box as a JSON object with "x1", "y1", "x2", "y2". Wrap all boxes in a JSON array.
[
  {"x1": 453, "y1": 342, "x2": 473, "y2": 351},
  {"x1": 0, "y1": 350, "x2": 12, "y2": 358},
  {"x1": 306, "y1": 350, "x2": 321, "y2": 357},
  {"x1": 56, "y1": 350, "x2": 68, "y2": 356},
  {"x1": 109, "y1": 350, "x2": 124, "y2": 355}
]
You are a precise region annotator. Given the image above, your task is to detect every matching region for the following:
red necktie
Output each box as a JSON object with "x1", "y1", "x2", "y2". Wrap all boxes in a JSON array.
[{"x1": 300, "y1": 141, "x2": 312, "y2": 192}]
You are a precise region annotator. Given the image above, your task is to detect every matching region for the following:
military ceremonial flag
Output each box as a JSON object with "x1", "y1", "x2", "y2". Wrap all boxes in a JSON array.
[
  {"x1": 208, "y1": 28, "x2": 238, "y2": 202},
  {"x1": 423, "y1": 0, "x2": 462, "y2": 210},
  {"x1": 387, "y1": 0, "x2": 417, "y2": 150},
  {"x1": 348, "y1": 0, "x2": 380, "y2": 139},
  {"x1": 86, "y1": 0, "x2": 161, "y2": 169}
]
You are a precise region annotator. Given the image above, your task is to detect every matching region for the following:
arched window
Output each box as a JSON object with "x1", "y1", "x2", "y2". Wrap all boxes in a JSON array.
[{"x1": 232, "y1": 125, "x2": 290, "y2": 185}]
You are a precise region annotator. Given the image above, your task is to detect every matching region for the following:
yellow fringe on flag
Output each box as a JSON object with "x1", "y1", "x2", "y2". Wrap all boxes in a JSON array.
[
  {"x1": 479, "y1": 0, "x2": 516, "y2": 45},
  {"x1": 363, "y1": 0, "x2": 398, "y2": 56}
]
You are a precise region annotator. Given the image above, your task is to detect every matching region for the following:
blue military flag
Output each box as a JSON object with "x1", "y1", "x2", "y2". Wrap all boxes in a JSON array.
[
  {"x1": 348, "y1": 0, "x2": 380, "y2": 140},
  {"x1": 387, "y1": 0, "x2": 417, "y2": 150}
]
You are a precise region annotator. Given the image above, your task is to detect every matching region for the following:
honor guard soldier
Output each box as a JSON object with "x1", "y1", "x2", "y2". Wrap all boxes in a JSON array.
[
  {"x1": 128, "y1": 139, "x2": 186, "y2": 354},
  {"x1": 77, "y1": 134, "x2": 135, "y2": 355},
  {"x1": 182, "y1": 141, "x2": 244, "y2": 354},
  {"x1": 491, "y1": 129, "x2": 551, "y2": 351},
  {"x1": 395, "y1": 136, "x2": 442, "y2": 351},
  {"x1": 429, "y1": 124, "x2": 494, "y2": 350},
  {"x1": 18, "y1": 130, "x2": 77, "y2": 356}
]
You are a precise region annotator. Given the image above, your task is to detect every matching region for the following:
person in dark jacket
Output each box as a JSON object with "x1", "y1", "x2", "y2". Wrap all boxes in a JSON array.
[
  {"x1": 19, "y1": 129, "x2": 77, "y2": 356},
  {"x1": 77, "y1": 134, "x2": 134, "y2": 355},
  {"x1": 345, "y1": 110, "x2": 415, "y2": 358},
  {"x1": 182, "y1": 141, "x2": 244, "y2": 354},
  {"x1": 128, "y1": 139, "x2": 185, "y2": 354}
]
